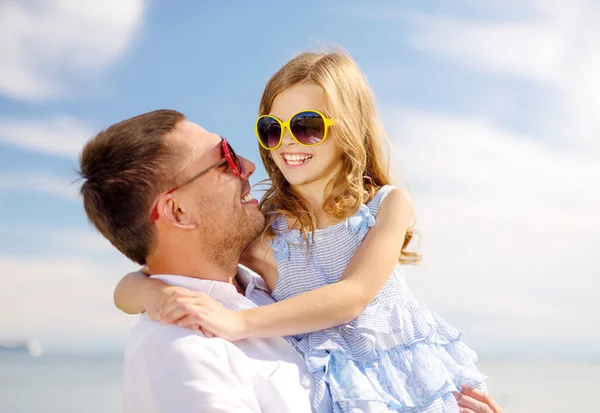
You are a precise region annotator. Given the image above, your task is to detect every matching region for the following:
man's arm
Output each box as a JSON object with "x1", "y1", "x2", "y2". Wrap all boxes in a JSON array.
[{"x1": 133, "y1": 328, "x2": 259, "y2": 412}]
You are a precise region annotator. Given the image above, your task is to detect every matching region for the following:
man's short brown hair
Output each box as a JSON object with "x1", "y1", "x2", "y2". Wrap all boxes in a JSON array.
[{"x1": 78, "y1": 109, "x2": 185, "y2": 265}]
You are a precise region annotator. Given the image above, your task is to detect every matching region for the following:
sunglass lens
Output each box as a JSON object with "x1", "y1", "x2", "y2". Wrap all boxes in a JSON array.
[
  {"x1": 290, "y1": 111, "x2": 325, "y2": 145},
  {"x1": 257, "y1": 117, "x2": 282, "y2": 149}
]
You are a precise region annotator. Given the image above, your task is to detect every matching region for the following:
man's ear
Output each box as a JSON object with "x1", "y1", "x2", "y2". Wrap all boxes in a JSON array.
[{"x1": 156, "y1": 195, "x2": 197, "y2": 230}]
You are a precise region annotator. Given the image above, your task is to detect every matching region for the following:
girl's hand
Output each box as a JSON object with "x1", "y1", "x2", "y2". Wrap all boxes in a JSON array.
[
  {"x1": 455, "y1": 386, "x2": 504, "y2": 413},
  {"x1": 159, "y1": 290, "x2": 248, "y2": 341},
  {"x1": 138, "y1": 281, "x2": 192, "y2": 321}
]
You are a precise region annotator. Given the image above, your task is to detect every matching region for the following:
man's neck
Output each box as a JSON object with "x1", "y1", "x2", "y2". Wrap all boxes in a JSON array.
[{"x1": 147, "y1": 247, "x2": 240, "y2": 285}]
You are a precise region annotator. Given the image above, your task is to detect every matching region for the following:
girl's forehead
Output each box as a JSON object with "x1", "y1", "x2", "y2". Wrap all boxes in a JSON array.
[{"x1": 270, "y1": 83, "x2": 328, "y2": 118}]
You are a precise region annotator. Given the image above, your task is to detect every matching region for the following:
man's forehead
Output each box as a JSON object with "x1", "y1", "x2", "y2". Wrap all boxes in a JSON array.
[{"x1": 172, "y1": 120, "x2": 221, "y2": 158}]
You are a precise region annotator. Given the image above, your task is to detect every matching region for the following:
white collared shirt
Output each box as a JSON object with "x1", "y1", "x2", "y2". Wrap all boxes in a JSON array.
[{"x1": 123, "y1": 266, "x2": 314, "y2": 413}]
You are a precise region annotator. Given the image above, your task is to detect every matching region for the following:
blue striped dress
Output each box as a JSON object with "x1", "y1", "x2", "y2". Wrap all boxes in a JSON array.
[{"x1": 269, "y1": 185, "x2": 487, "y2": 413}]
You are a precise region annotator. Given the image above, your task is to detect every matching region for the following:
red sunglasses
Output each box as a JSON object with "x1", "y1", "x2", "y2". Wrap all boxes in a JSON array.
[{"x1": 150, "y1": 138, "x2": 241, "y2": 221}]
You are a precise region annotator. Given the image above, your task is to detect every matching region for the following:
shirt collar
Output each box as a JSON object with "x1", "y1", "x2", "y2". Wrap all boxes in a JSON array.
[
  {"x1": 237, "y1": 264, "x2": 271, "y2": 296},
  {"x1": 150, "y1": 265, "x2": 270, "y2": 299}
]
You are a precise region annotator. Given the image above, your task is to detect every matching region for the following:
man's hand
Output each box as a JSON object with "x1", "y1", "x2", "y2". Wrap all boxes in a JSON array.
[{"x1": 455, "y1": 385, "x2": 504, "y2": 413}]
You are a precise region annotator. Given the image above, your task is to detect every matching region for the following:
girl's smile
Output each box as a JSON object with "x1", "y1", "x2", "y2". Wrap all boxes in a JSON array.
[{"x1": 280, "y1": 152, "x2": 313, "y2": 167}]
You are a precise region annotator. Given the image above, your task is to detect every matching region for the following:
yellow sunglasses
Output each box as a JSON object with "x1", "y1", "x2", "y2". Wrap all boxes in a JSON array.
[{"x1": 255, "y1": 110, "x2": 336, "y2": 150}]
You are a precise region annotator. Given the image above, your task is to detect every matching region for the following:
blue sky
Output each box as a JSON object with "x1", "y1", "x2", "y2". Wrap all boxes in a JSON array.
[{"x1": 1, "y1": 0, "x2": 598, "y2": 358}]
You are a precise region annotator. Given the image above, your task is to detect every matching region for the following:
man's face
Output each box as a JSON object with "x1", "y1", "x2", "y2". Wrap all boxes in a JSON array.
[{"x1": 167, "y1": 121, "x2": 265, "y2": 262}]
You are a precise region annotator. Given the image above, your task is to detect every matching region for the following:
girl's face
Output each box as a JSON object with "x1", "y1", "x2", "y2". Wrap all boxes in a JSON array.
[{"x1": 269, "y1": 83, "x2": 343, "y2": 191}]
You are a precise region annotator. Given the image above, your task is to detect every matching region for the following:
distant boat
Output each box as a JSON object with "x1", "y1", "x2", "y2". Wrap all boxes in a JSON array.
[{"x1": 0, "y1": 339, "x2": 44, "y2": 357}]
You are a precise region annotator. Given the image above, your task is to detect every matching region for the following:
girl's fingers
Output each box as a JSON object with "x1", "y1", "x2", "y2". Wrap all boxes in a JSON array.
[
  {"x1": 200, "y1": 326, "x2": 215, "y2": 338},
  {"x1": 161, "y1": 304, "x2": 204, "y2": 325},
  {"x1": 175, "y1": 315, "x2": 201, "y2": 330},
  {"x1": 454, "y1": 391, "x2": 493, "y2": 413},
  {"x1": 460, "y1": 386, "x2": 502, "y2": 413},
  {"x1": 160, "y1": 297, "x2": 197, "y2": 318}
]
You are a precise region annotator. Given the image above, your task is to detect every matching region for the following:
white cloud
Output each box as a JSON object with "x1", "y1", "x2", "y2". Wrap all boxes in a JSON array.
[
  {"x1": 0, "y1": 0, "x2": 146, "y2": 101},
  {"x1": 408, "y1": 0, "x2": 600, "y2": 150},
  {"x1": 0, "y1": 0, "x2": 146, "y2": 346},
  {"x1": 362, "y1": 0, "x2": 600, "y2": 347},
  {"x1": 50, "y1": 228, "x2": 115, "y2": 254},
  {"x1": 0, "y1": 221, "x2": 133, "y2": 345},
  {"x1": 0, "y1": 172, "x2": 79, "y2": 200},
  {"x1": 0, "y1": 115, "x2": 95, "y2": 159},
  {"x1": 386, "y1": 109, "x2": 600, "y2": 343},
  {"x1": 0, "y1": 226, "x2": 141, "y2": 346},
  {"x1": 0, "y1": 254, "x2": 138, "y2": 341},
  {"x1": 3, "y1": 0, "x2": 598, "y2": 354}
]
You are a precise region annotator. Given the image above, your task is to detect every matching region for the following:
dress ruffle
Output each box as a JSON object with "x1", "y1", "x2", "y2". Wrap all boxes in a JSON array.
[
  {"x1": 270, "y1": 229, "x2": 312, "y2": 262},
  {"x1": 293, "y1": 301, "x2": 487, "y2": 413},
  {"x1": 268, "y1": 186, "x2": 487, "y2": 412},
  {"x1": 347, "y1": 204, "x2": 376, "y2": 241}
]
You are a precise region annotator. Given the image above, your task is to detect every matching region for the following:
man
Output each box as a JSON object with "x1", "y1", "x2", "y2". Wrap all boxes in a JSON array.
[{"x1": 79, "y1": 109, "x2": 504, "y2": 413}]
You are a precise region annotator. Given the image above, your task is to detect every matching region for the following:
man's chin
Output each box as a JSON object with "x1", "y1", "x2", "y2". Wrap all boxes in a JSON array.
[
  {"x1": 233, "y1": 213, "x2": 264, "y2": 247},
  {"x1": 245, "y1": 206, "x2": 265, "y2": 226},
  {"x1": 248, "y1": 217, "x2": 265, "y2": 241}
]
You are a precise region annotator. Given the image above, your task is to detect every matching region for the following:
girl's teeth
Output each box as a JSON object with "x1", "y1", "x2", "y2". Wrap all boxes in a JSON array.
[{"x1": 284, "y1": 154, "x2": 312, "y2": 164}]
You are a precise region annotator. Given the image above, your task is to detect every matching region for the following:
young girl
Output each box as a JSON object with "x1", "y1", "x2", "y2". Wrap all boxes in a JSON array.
[{"x1": 115, "y1": 52, "x2": 487, "y2": 412}]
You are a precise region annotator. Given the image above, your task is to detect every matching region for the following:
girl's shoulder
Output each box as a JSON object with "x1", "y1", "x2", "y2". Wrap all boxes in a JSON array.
[{"x1": 367, "y1": 185, "x2": 411, "y2": 214}]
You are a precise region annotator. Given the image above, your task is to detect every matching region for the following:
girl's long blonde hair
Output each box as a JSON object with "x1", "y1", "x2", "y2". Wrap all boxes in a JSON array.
[{"x1": 258, "y1": 51, "x2": 419, "y2": 264}]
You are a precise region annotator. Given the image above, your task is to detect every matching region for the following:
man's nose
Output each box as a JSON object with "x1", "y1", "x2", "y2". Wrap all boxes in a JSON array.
[{"x1": 238, "y1": 156, "x2": 255, "y2": 180}]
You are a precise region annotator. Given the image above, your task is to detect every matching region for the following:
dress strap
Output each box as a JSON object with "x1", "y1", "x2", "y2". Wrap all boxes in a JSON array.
[
  {"x1": 366, "y1": 185, "x2": 396, "y2": 217},
  {"x1": 269, "y1": 214, "x2": 312, "y2": 263}
]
